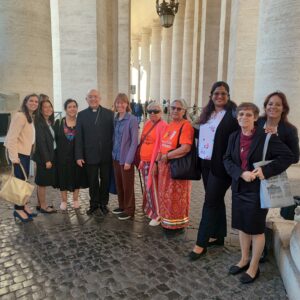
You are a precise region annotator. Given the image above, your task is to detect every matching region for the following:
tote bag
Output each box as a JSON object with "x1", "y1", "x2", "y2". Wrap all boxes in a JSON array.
[
  {"x1": 253, "y1": 133, "x2": 294, "y2": 209},
  {"x1": 0, "y1": 163, "x2": 35, "y2": 206}
]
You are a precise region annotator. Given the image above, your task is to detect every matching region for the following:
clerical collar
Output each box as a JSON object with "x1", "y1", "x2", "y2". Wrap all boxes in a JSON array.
[{"x1": 89, "y1": 106, "x2": 100, "y2": 112}]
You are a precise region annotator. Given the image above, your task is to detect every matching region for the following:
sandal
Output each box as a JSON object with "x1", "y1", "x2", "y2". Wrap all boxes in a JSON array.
[
  {"x1": 36, "y1": 205, "x2": 54, "y2": 211},
  {"x1": 40, "y1": 206, "x2": 57, "y2": 214}
]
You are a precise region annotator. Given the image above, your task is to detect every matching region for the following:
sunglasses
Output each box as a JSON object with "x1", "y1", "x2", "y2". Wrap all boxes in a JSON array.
[
  {"x1": 171, "y1": 106, "x2": 184, "y2": 112},
  {"x1": 147, "y1": 109, "x2": 161, "y2": 114}
]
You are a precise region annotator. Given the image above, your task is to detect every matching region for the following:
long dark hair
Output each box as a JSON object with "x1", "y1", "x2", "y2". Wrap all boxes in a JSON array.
[
  {"x1": 35, "y1": 99, "x2": 55, "y2": 125},
  {"x1": 20, "y1": 94, "x2": 39, "y2": 123},
  {"x1": 198, "y1": 81, "x2": 236, "y2": 124},
  {"x1": 263, "y1": 91, "x2": 290, "y2": 123}
]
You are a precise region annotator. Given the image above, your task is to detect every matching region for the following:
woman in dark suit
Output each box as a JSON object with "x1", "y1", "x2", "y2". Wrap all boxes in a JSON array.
[
  {"x1": 33, "y1": 98, "x2": 57, "y2": 213},
  {"x1": 224, "y1": 102, "x2": 294, "y2": 283},
  {"x1": 189, "y1": 81, "x2": 239, "y2": 260}
]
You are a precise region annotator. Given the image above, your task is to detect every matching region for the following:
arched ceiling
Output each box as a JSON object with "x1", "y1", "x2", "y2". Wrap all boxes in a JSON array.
[{"x1": 131, "y1": 0, "x2": 158, "y2": 38}]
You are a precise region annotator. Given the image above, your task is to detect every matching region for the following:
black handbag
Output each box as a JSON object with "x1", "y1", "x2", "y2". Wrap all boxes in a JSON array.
[{"x1": 169, "y1": 124, "x2": 201, "y2": 180}]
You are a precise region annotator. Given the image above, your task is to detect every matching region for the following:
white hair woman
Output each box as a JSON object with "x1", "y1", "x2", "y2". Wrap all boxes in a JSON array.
[{"x1": 155, "y1": 99, "x2": 194, "y2": 235}]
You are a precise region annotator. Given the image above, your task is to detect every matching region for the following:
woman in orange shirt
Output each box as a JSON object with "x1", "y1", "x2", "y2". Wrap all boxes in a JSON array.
[
  {"x1": 139, "y1": 102, "x2": 168, "y2": 226},
  {"x1": 154, "y1": 99, "x2": 194, "y2": 235}
]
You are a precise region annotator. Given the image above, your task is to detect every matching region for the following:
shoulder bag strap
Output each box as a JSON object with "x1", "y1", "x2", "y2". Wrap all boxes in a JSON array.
[
  {"x1": 139, "y1": 121, "x2": 160, "y2": 146},
  {"x1": 262, "y1": 133, "x2": 272, "y2": 161},
  {"x1": 175, "y1": 123, "x2": 186, "y2": 149}
]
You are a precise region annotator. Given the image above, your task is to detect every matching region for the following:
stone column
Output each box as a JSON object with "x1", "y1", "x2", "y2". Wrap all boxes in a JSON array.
[
  {"x1": 131, "y1": 36, "x2": 140, "y2": 102},
  {"x1": 190, "y1": 0, "x2": 202, "y2": 107},
  {"x1": 140, "y1": 28, "x2": 151, "y2": 102},
  {"x1": 227, "y1": 0, "x2": 259, "y2": 103},
  {"x1": 170, "y1": 0, "x2": 186, "y2": 101},
  {"x1": 117, "y1": 0, "x2": 131, "y2": 97},
  {"x1": 217, "y1": 0, "x2": 231, "y2": 82},
  {"x1": 198, "y1": 0, "x2": 222, "y2": 106},
  {"x1": 97, "y1": 0, "x2": 118, "y2": 108},
  {"x1": 0, "y1": 1, "x2": 52, "y2": 105},
  {"x1": 181, "y1": 0, "x2": 195, "y2": 106},
  {"x1": 254, "y1": 0, "x2": 300, "y2": 129},
  {"x1": 149, "y1": 21, "x2": 162, "y2": 101},
  {"x1": 53, "y1": 0, "x2": 98, "y2": 110},
  {"x1": 160, "y1": 27, "x2": 173, "y2": 104}
]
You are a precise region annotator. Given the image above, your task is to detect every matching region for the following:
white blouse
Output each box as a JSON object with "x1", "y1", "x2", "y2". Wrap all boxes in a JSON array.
[{"x1": 198, "y1": 110, "x2": 226, "y2": 160}]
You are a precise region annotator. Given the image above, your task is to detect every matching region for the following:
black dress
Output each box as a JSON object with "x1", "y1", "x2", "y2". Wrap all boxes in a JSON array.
[
  {"x1": 55, "y1": 118, "x2": 88, "y2": 191},
  {"x1": 224, "y1": 127, "x2": 294, "y2": 234}
]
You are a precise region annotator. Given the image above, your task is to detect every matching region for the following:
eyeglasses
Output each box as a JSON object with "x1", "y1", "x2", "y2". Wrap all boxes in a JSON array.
[
  {"x1": 171, "y1": 106, "x2": 184, "y2": 112},
  {"x1": 147, "y1": 109, "x2": 161, "y2": 114},
  {"x1": 213, "y1": 92, "x2": 228, "y2": 97},
  {"x1": 237, "y1": 112, "x2": 254, "y2": 117}
]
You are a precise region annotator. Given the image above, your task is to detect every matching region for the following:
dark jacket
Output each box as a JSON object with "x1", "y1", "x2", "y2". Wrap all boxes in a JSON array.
[
  {"x1": 75, "y1": 106, "x2": 114, "y2": 164},
  {"x1": 223, "y1": 127, "x2": 294, "y2": 193},
  {"x1": 257, "y1": 117, "x2": 299, "y2": 164},
  {"x1": 33, "y1": 119, "x2": 55, "y2": 164},
  {"x1": 197, "y1": 105, "x2": 239, "y2": 178}
]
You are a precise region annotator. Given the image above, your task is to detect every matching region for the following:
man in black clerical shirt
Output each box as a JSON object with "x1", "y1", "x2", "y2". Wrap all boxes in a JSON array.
[{"x1": 75, "y1": 89, "x2": 114, "y2": 215}]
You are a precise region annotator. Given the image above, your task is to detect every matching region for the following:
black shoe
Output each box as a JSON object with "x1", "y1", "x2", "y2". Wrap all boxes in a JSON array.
[
  {"x1": 188, "y1": 248, "x2": 207, "y2": 261},
  {"x1": 100, "y1": 206, "x2": 109, "y2": 215},
  {"x1": 229, "y1": 262, "x2": 250, "y2": 275},
  {"x1": 118, "y1": 212, "x2": 132, "y2": 220},
  {"x1": 86, "y1": 207, "x2": 98, "y2": 216},
  {"x1": 240, "y1": 268, "x2": 260, "y2": 284},
  {"x1": 207, "y1": 238, "x2": 224, "y2": 247},
  {"x1": 112, "y1": 208, "x2": 124, "y2": 215}
]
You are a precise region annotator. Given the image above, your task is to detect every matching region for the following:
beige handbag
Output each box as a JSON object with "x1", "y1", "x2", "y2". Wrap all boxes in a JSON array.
[{"x1": 0, "y1": 163, "x2": 35, "y2": 206}]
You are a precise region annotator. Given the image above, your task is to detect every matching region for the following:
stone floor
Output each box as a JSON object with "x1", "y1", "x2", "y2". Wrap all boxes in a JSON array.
[{"x1": 1, "y1": 162, "x2": 298, "y2": 300}]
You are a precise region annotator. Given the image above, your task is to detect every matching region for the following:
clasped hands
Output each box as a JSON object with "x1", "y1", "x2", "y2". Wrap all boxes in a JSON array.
[{"x1": 241, "y1": 167, "x2": 265, "y2": 182}]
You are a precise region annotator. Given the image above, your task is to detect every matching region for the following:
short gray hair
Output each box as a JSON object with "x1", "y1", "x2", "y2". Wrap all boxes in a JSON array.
[
  {"x1": 147, "y1": 101, "x2": 162, "y2": 111},
  {"x1": 171, "y1": 99, "x2": 188, "y2": 110}
]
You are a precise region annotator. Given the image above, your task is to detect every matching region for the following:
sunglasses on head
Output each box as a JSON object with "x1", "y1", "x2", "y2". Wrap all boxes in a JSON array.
[
  {"x1": 171, "y1": 106, "x2": 184, "y2": 112},
  {"x1": 147, "y1": 109, "x2": 161, "y2": 114}
]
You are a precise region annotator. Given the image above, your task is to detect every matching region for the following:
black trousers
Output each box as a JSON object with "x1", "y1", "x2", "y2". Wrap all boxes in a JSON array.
[
  {"x1": 196, "y1": 159, "x2": 231, "y2": 247},
  {"x1": 85, "y1": 162, "x2": 111, "y2": 209}
]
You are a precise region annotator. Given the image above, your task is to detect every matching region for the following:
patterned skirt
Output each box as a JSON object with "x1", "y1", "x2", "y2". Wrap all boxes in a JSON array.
[
  {"x1": 141, "y1": 162, "x2": 160, "y2": 220},
  {"x1": 158, "y1": 161, "x2": 191, "y2": 229}
]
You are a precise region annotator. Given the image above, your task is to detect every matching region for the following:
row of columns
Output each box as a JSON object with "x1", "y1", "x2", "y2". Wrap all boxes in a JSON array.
[
  {"x1": 130, "y1": 0, "x2": 299, "y2": 130},
  {"x1": 0, "y1": 0, "x2": 300, "y2": 129}
]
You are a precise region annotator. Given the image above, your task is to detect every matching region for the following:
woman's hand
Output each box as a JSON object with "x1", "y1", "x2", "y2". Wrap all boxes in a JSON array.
[
  {"x1": 45, "y1": 161, "x2": 52, "y2": 169},
  {"x1": 124, "y1": 163, "x2": 131, "y2": 170},
  {"x1": 160, "y1": 154, "x2": 168, "y2": 163},
  {"x1": 241, "y1": 171, "x2": 256, "y2": 182},
  {"x1": 252, "y1": 167, "x2": 265, "y2": 180},
  {"x1": 138, "y1": 161, "x2": 144, "y2": 170},
  {"x1": 12, "y1": 158, "x2": 20, "y2": 164}
]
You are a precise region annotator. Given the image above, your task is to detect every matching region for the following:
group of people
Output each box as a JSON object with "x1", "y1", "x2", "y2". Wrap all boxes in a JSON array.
[{"x1": 4, "y1": 81, "x2": 299, "y2": 285}]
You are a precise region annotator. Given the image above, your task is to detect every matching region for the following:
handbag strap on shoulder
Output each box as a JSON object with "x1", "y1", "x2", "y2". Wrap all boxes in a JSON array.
[
  {"x1": 139, "y1": 120, "x2": 159, "y2": 146},
  {"x1": 11, "y1": 162, "x2": 28, "y2": 181},
  {"x1": 262, "y1": 133, "x2": 272, "y2": 161},
  {"x1": 175, "y1": 123, "x2": 186, "y2": 148}
]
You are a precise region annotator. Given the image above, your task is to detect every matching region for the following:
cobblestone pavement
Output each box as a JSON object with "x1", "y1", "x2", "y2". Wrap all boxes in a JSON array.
[{"x1": 1, "y1": 163, "x2": 299, "y2": 299}]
